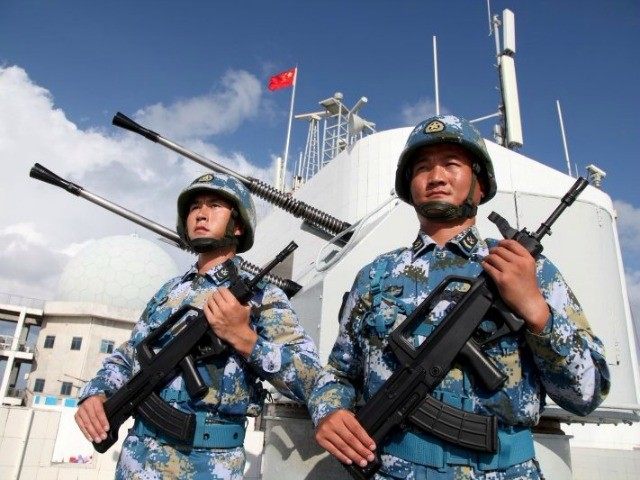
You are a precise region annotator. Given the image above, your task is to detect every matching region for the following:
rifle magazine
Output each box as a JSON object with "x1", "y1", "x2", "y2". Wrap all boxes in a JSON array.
[
  {"x1": 136, "y1": 392, "x2": 196, "y2": 444},
  {"x1": 408, "y1": 395, "x2": 498, "y2": 453}
]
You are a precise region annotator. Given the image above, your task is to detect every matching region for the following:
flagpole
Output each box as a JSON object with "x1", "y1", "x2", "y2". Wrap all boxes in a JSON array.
[{"x1": 280, "y1": 67, "x2": 297, "y2": 191}]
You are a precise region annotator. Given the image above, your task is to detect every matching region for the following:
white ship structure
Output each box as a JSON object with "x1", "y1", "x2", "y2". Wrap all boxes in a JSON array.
[{"x1": 1, "y1": 6, "x2": 638, "y2": 480}]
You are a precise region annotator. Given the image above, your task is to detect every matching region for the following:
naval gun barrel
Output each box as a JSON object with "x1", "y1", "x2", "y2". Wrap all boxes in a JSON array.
[
  {"x1": 29, "y1": 163, "x2": 302, "y2": 297},
  {"x1": 112, "y1": 112, "x2": 352, "y2": 237}
]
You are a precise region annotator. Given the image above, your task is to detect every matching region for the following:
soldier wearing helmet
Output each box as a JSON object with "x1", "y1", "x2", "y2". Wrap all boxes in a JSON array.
[
  {"x1": 309, "y1": 115, "x2": 609, "y2": 479},
  {"x1": 76, "y1": 173, "x2": 321, "y2": 479}
]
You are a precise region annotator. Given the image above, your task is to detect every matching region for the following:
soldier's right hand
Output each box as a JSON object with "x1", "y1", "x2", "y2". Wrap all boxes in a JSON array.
[
  {"x1": 314, "y1": 409, "x2": 376, "y2": 468},
  {"x1": 74, "y1": 394, "x2": 109, "y2": 443}
]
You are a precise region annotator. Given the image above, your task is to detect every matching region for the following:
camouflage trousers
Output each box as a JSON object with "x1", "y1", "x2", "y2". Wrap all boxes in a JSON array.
[
  {"x1": 374, "y1": 454, "x2": 542, "y2": 480},
  {"x1": 115, "y1": 434, "x2": 245, "y2": 480}
]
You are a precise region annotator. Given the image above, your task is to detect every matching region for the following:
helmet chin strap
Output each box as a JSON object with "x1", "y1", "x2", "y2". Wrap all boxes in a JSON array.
[
  {"x1": 415, "y1": 174, "x2": 479, "y2": 221},
  {"x1": 188, "y1": 215, "x2": 240, "y2": 254}
]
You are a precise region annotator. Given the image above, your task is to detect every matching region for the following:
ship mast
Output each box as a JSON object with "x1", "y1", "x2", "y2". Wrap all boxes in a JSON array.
[{"x1": 292, "y1": 93, "x2": 375, "y2": 189}]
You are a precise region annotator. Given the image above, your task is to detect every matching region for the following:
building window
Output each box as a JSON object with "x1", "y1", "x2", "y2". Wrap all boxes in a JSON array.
[
  {"x1": 100, "y1": 339, "x2": 115, "y2": 354},
  {"x1": 43, "y1": 335, "x2": 55, "y2": 349},
  {"x1": 70, "y1": 337, "x2": 82, "y2": 350},
  {"x1": 60, "y1": 382, "x2": 72, "y2": 396},
  {"x1": 34, "y1": 378, "x2": 45, "y2": 392}
]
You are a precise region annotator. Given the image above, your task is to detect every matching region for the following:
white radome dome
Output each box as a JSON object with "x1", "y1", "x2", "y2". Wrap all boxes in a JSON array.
[{"x1": 57, "y1": 235, "x2": 179, "y2": 311}]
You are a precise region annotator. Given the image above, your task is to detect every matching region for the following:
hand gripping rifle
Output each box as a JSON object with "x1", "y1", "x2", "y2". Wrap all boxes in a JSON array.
[
  {"x1": 346, "y1": 178, "x2": 589, "y2": 479},
  {"x1": 92, "y1": 241, "x2": 298, "y2": 453},
  {"x1": 29, "y1": 163, "x2": 301, "y2": 297},
  {"x1": 112, "y1": 112, "x2": 352, "y2": 240}
]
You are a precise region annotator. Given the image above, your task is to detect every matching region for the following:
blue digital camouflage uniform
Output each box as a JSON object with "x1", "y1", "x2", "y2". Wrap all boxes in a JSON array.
[
  {"x1": 308, "y1": 226, "x2": 610, "y2": 480},
  {"x1": 79, "y1": 256, "x2": 320, "y2": 479}
]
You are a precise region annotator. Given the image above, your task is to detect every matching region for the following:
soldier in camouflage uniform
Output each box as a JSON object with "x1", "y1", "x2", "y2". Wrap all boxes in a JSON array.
[
  {"x1": 75, "y1": 173, "x2": 321, "y2": 479},
  {"x1": 309, "y1": 115, "x2": 610, "y2": 479}
]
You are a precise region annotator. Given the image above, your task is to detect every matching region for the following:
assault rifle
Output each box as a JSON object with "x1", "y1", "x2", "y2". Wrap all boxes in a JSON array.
[
  {"x1": 92, "y1": 241, "x2": 298, "y2": 453},
  {"x1": 346, "y1": 178, "x2": 589, "y2": 479}
]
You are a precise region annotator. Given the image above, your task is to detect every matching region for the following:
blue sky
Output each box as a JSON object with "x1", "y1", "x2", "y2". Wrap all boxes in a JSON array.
[{"x1": 1, "y1": 1, "x2": 639, "y2": 318}]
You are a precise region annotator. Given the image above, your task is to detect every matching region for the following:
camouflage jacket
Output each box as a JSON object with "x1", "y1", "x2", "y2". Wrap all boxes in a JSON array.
[
  {"x1": 79, "y1": 256, "x2": 320, "y2": 418},
  {"x1": 308, "y1": 226, "x2": 610, "y2": 429}
]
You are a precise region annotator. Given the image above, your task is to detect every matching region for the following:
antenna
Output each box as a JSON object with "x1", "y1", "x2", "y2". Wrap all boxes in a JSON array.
[
  {"x1": 294, "y1": 93, "x2": 374, "y2": 187},
  {"x1": 433, "y1": 36, "x2": 440, "y2": 115},
  {"x1": 556, "y1": 100, "x2": 573, "y2": 177},
  {"x1": 487, "y1": 7, "x2": 523, "y2": 149},
  {"x1": 499, "y1": 9, "x2": 523, "y2": 148}
]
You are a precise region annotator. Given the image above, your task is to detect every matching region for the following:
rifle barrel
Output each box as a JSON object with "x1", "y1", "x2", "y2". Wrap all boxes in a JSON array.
[{"x1": 534, "y1": 177, "x2": 588, "y2": 240}]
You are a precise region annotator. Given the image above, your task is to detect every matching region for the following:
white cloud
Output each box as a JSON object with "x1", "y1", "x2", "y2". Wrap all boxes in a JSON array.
[
  {"x1": 0, "y1": 223, "x2": 47, "y2": 246},
  {"x1": 614, "y1": 200, "x2": 640, "y2": 255},
  {"x1": 135, "y1": 70, "x2": 262, "y2": 139},
  {"x1": 613, "y1": 200, "x2": 640, "y2": 357},
  {"x1": 400, "y1": 97, "x2": 448, "y2": 126},
  {"x1": 0, "y1": 65, "x2": 268, "y2": 301},
  {"x1": 624, "y1": 270, "x2": 640, "y2": 362},
  {"x1": 626, "y1": 270, "x2": 640, "y2": 316}
]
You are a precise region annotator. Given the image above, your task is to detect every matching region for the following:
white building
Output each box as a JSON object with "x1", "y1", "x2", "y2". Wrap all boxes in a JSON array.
[{"x1": 0, "y1": 235, "x2": 179, "y2": 479}]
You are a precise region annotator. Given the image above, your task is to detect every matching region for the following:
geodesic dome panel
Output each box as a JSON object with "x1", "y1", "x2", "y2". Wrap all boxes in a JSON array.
[{"x1": 57, "y1": 235, "x2": 179, "y2": 311}]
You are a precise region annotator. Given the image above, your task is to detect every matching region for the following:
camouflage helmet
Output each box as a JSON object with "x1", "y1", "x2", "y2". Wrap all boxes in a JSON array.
[
  {"x1": 395, "y1": 114, "x2": 497, "y2": 205},
  {"x1": 176, "y1": 172, "x2": 256, "y2": 253}
]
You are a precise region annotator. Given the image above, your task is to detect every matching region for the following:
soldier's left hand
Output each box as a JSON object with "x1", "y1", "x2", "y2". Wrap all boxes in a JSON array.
[
  {"x1": 204, "y1": 288, "x2": 257, "y2": 357},
  {"x1": 482, "y1": 239, "x2": 550, "y2": 333}
]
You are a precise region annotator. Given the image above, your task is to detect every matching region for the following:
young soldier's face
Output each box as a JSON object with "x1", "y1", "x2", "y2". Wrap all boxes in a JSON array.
[
  {"x1": 186, "y1": 193, "x2": 241, "y2": 242},
  {"x1": 409, "y1": 144, "x2": 483, "y2": 207}
]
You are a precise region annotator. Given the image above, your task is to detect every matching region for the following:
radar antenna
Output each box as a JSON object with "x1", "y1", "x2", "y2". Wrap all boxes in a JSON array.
[
  {"x1": 484, "y1": 5, "x2": 523, "y2": 149},
  {"x1": 293, "y1": 93, "x2": 375, "y2": 188}
]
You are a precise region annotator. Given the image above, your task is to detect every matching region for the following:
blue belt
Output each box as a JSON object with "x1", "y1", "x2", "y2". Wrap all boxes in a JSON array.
[
  {"x1": 133, "y1": 412, "x2": 246, "y2": 449},
  {"x1": 383, "y1": 426, "x2": 535, "y2": 471}
]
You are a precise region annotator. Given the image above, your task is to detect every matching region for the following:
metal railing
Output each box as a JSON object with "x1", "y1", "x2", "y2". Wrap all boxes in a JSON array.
[
  {"x1": 0, "y1": 292, "x2": 45, "y2": 309},
  {"x1": 0, "y1": 335, "x2": 34, "y2": 353},
  {"x1": 6, "y1": 386, "x2": 26, "y2": 401}
]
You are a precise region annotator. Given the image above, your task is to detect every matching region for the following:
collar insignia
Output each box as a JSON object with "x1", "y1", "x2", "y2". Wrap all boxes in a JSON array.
[
  {"x1": 214, "y1": 266, "x2": 230, "y2": 282},
  {"x1": 460, "y1": 230, "x2": 479, "y2": 254},
  {"x1": 412, "y1": 236, "x2": 425, "y2": 253}
]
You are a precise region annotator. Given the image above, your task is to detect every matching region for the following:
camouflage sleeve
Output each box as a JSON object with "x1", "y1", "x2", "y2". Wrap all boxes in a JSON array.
[
  {"x1": 76, "y1": 278, "x2": 176, "y2": 403},
  {"x1": 76, "y1": 314, "x2": 146, "y2": 402},
  {"x1": 246, "y1": 283, "x2": 321, "y2": 404},
  {"x1": 525, "y1": 256, "x2": 610, "y2": 416},
  {"x1": 307, "y1": 266, "x2": 369, "y2": 426}
]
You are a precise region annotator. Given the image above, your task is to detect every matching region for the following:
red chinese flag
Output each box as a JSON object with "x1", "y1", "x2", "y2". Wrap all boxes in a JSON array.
[{"x1": 268, "y1": 67, "x2": 296, "y2": 91}]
